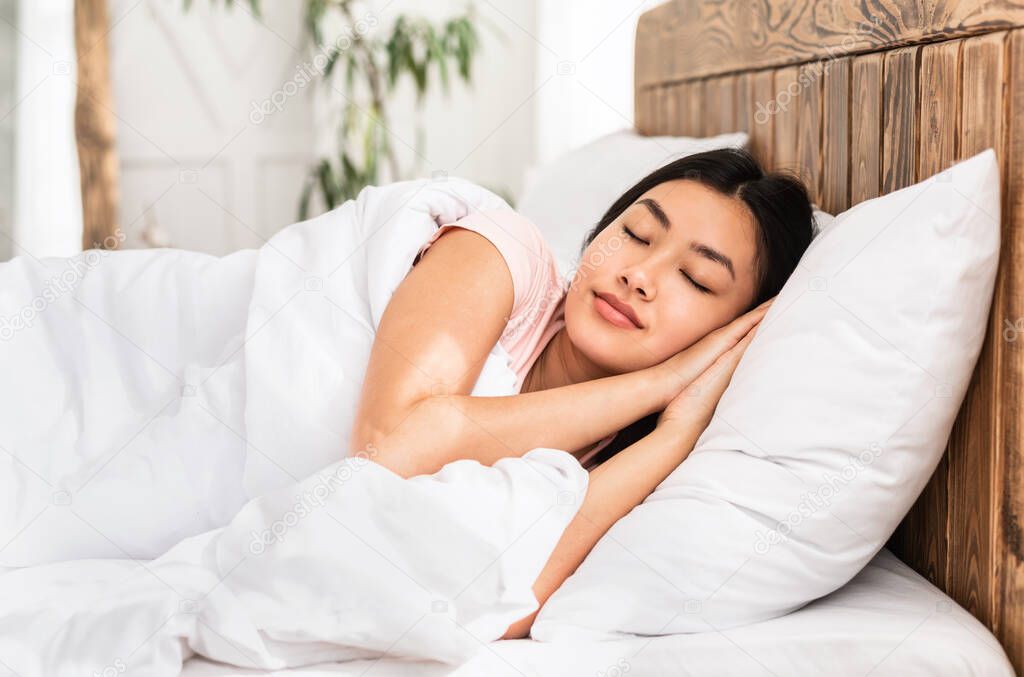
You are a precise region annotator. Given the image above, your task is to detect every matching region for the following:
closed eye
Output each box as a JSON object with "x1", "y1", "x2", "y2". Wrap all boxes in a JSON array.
[
  {"x1": 621, "y1": 225, "x2": 648, "y2": 245},
  {"x1": 682, "y1": 272, "x2": 712, "y2": 294},
  {"x1": 623, "y1": 225, "x2": 711, "y2": 294}
]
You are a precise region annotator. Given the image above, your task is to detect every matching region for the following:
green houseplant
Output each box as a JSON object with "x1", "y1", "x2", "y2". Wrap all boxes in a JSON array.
[{"x1": 189, "y1": 0, "x2": 505, "y2": 218}]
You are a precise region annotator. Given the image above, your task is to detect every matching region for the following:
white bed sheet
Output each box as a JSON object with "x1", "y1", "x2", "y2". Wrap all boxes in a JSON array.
[{"x1": 180, "y1": 548, "x2": 1013, "y2": 676}]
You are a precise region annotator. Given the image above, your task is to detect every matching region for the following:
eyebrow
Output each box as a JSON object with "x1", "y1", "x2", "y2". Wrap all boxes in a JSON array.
[{"x1": 636, "y1": 198, "x2": 736, "y2": 281}]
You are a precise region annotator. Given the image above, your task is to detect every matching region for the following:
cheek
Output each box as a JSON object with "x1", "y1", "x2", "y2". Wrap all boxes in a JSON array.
[
  {"x1": 639, "y1": 302, "x2": 697, "y2": 362},
  {"x1": 647, "y1": 294, "x2": 733, "y2": 359},
  {"x1": 571, "y1": 237, "x2": 625, "y2": 289},
  {"x1": 568, "y1": 245, "x2": 620, "y2": 291}
]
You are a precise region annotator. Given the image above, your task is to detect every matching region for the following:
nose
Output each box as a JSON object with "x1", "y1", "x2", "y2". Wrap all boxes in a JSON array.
[{"x1": 620, "y1": 266, "x2": 655, "y2": 300}]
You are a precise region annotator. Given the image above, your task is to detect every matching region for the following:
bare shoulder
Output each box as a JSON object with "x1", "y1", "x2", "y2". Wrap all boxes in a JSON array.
[{"x1": 351, "y1": 225, "x2": 515, "y2": 446}]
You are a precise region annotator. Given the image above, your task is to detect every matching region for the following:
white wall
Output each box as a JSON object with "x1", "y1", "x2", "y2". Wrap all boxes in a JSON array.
[
  {"x1": 364, "y1": 0, "x2": 654, "y2": 206},
  {"x1": 531, "y1": 0, "x2": 662, "y2": 170},
  {"x1": 109, "y1": 0, "x2": 315, "y2": 254},
  {"x1": 0, "y1": 0, "x2": 15, "y2": 261},
  {"x1": 110, "y1": 0, "x2": 541, "y2": 252},
  {"x1": 11, "y1": 0, "x2": 82, "y2": 259},
  {"x1": 314, "y1": 0, "x2": 538, "y2": 206},
  {"x1": 6, "y1": 1, "x2": 650, "y2": 256}
]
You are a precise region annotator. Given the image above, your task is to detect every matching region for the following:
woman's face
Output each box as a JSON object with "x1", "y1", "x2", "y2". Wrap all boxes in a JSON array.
[{"x1": 565, "y1": 179, "x2": 760, "y2": 374}]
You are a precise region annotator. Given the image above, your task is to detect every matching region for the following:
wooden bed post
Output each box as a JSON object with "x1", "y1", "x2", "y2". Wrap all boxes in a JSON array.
[{"x1": 74, "y1": 0, "x2": 120, "y2": 250}]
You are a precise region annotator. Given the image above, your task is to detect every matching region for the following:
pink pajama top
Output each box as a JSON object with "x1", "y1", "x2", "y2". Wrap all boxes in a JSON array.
[{"x1": 415, "y1": 208, "x2": 617, "y2": 469}]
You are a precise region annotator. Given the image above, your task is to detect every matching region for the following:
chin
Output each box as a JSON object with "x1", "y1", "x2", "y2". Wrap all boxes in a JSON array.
[{"x1": 564, "y1": 298, "x2": 651, "y2": 376}]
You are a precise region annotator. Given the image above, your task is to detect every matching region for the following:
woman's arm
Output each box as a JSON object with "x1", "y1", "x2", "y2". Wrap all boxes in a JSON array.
[
  {"x1": 350, "y1": 225, "x2": 675, "y2": 478},
  {"x1": 501, "y1": 316, "x2": 762, "y2": 639},
  {"x1": 500, "y1": 418, "x2": 703, "y2": 639},
  {"x1": 357, "y1": 367, "x2": 670, "y2": 478},
  {"x1": 351, "y1": 221, "x2": 771, "y2": 479}
]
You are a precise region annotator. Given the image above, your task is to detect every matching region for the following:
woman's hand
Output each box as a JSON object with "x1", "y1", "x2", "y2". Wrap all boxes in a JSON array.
[
  {"x1": 651, "y1": 296, "x2": 775, "y2": 409},
  {"x1": 656, "y1": 300, "x2": 769, "y2": 430}
]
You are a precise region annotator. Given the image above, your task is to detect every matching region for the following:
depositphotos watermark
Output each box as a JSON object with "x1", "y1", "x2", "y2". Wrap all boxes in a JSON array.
[
  {"x1": 249, "y1": 12, "x2": 379, "y2": 125},
  {"x1": 1003, "y1": 317, "x2": 1024, "y2": 342},
  {"x1": 753, "y1": 14, "x2": 884, "y2": 125},
  {"x1": 753, "y1": 442, "x2": 883, "y2": 555},
  {"x1": 596, "y1": 658, "x2": 631, "y2": 677},
  {"x1": 502, "y1": 229, "x2": 629, "y2": 343},
  {"x1": 248, "y1": 445, "x2": 378, "y2": 555},
  {"x1": 0, "y1": 229, "x2": 126, "y2": 342},
  {"x1": 567, "y1": 232, "x2": 625, "y2": 293},
  {"x1": 502, "y1": 282, "x2": 566, "y2": 344},
  {"x1": 91, "y1": 657, "x2": 126, "y2": 677}
]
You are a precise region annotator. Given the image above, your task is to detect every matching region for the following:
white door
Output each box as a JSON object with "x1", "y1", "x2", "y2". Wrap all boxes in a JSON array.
[{"x1": 110, "y1": 0, "x2": 315, "y2": 254}]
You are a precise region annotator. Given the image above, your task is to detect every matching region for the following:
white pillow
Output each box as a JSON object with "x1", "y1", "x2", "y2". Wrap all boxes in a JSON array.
[
  {"x1": 532, "y1": 149, "x2": 1001, "y2": 640},
  {"x1": 517, "y1": 128, "x2": 749, "y2": 278},
  {"x1": 811, "y1": 205, "x2": 836, "y2": 237}
]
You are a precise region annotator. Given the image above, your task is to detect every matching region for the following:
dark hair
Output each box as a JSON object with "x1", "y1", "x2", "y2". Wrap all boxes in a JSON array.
[{"x1": 583, "y1": 146, "x2": 815, "y2": 466}]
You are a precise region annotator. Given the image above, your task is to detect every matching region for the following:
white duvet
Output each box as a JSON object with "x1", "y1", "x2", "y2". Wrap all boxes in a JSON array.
[{"x1": 0, "y1": 177, "x2": 588, "y2": 674}]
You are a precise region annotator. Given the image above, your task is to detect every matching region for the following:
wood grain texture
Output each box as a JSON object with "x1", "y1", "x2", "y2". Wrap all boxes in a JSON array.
[
  {"x1": 849, "y1": 53, "x2": 883, "y2": 203},
  {"x1": 676, "y1": 80, "x2": 704, "y2": 138},
  {"x1": 636, "y1": 87, "x2": 656, "y2": 136},
  {"x1": 74, "y1": 0, "x2": 121, "y2": 250},
  {"x1": 918, "y1": 40, "x2": 962, "y2": 177},
  {"x1": 703, "y1": 75, "x2": 737, "y2": 136},
  {"x1": 795, "y1": 63, "x2": 823, "y2": 204},
  {"x1": 892, "y1": 36, "x2": 962, "y2": 594},
  {"x1": 999, "y1": 27, "x2": 1024, "y2": 672},
  {"x1": 748, "y1": 69, "x2": 776, "y2": 168},
  {"x1": 821, "y1": 57, "x2": 850, "y2": 213},
  {"x1": 668, "y1": 84, "x2": 686, "y2": 137},
  {"x1": 948, "y1": 29, "x2": 1006, "y2": 626},
  {"x1": 662, "y1": 83, "x2": 679, "y2": 137},
  {"x1": 881, "y1": 46, "x2": 919, "y2": 193},
  {"x1": 635, "y1": 3, "x2": 1024, "y2": 672},
  {"x1": 772, "y1": 66, "x2": 801, "y2": 178},
  {"x1": 635, "y1": 0, "x2": 1024, "y2": 84},
  {"x1": 734, "y1": 73, "x2": 752, "y2": 135},
  {"x1": 652, "y1": 87, "x2": 666, "y2": 136}
]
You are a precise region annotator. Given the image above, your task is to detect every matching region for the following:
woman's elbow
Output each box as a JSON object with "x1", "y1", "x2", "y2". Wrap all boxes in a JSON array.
[
  {"x1": 349, "y1": 416, "x2": 388, "y2": 460},
  {"x1": 349, "y1": 396, "x2": 453, "y2": 478},
  {"x1": 349, "y1": 410, "x2": 410, "y2": 476},
  {"x1": 350, "y1": 429, "x2": 415, "y2": 479},
  {"x1": 501, "y1": 610, "x2": 537, "y2": 640}
]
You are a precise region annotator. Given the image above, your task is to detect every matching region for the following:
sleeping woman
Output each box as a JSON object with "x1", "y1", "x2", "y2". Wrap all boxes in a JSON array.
[{"x1": 349, "y1": 147, "x2": 815, "y2": 638}]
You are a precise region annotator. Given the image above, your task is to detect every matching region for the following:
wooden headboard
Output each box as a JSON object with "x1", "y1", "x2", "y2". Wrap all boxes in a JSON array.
[{"x1": 635, "y1": 0, "x2": 1024, "y2": 669}]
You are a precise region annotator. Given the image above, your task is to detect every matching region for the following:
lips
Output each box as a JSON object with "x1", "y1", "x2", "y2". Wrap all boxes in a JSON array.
[{"x1": 593, "y1": 291, "x2": 643, "y2": 329}]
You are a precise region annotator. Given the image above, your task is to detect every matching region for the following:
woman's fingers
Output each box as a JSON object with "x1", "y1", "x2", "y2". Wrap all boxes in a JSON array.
[
  {"x1": 697, "y1": 321, "x2": 759, "y2": 393},
  {"x1": 727, "y1": 322, "x2": 759, "y2": 363},
  {"x1": 731, "y1": 296, "x2": 775, "y2": 335},
  {"x1": 703, "y1": 299, "x2": 770, "y2": 355},
  {"x1": 703, "y1": 296, "x2": 772, "y2": 352},
  {"x1": 658, "y1": 320, "x2": 761, "y2": 427},
  {"x1": 656, "y1": 295, "x2": 774, "y2": 403}
]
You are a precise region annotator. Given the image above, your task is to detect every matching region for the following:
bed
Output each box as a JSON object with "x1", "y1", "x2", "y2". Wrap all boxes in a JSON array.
[
  {"x1": 69, "y1": 0, "x2": 1022, "y2": 674},
  {"x1": 178, "y1": 550, "x2": 1009, "y2": 676}
]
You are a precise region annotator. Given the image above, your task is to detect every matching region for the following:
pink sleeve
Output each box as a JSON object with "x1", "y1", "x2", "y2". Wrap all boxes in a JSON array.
[{"x1": 415, "y1": 209, "x2": 552, "y2": 316}]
